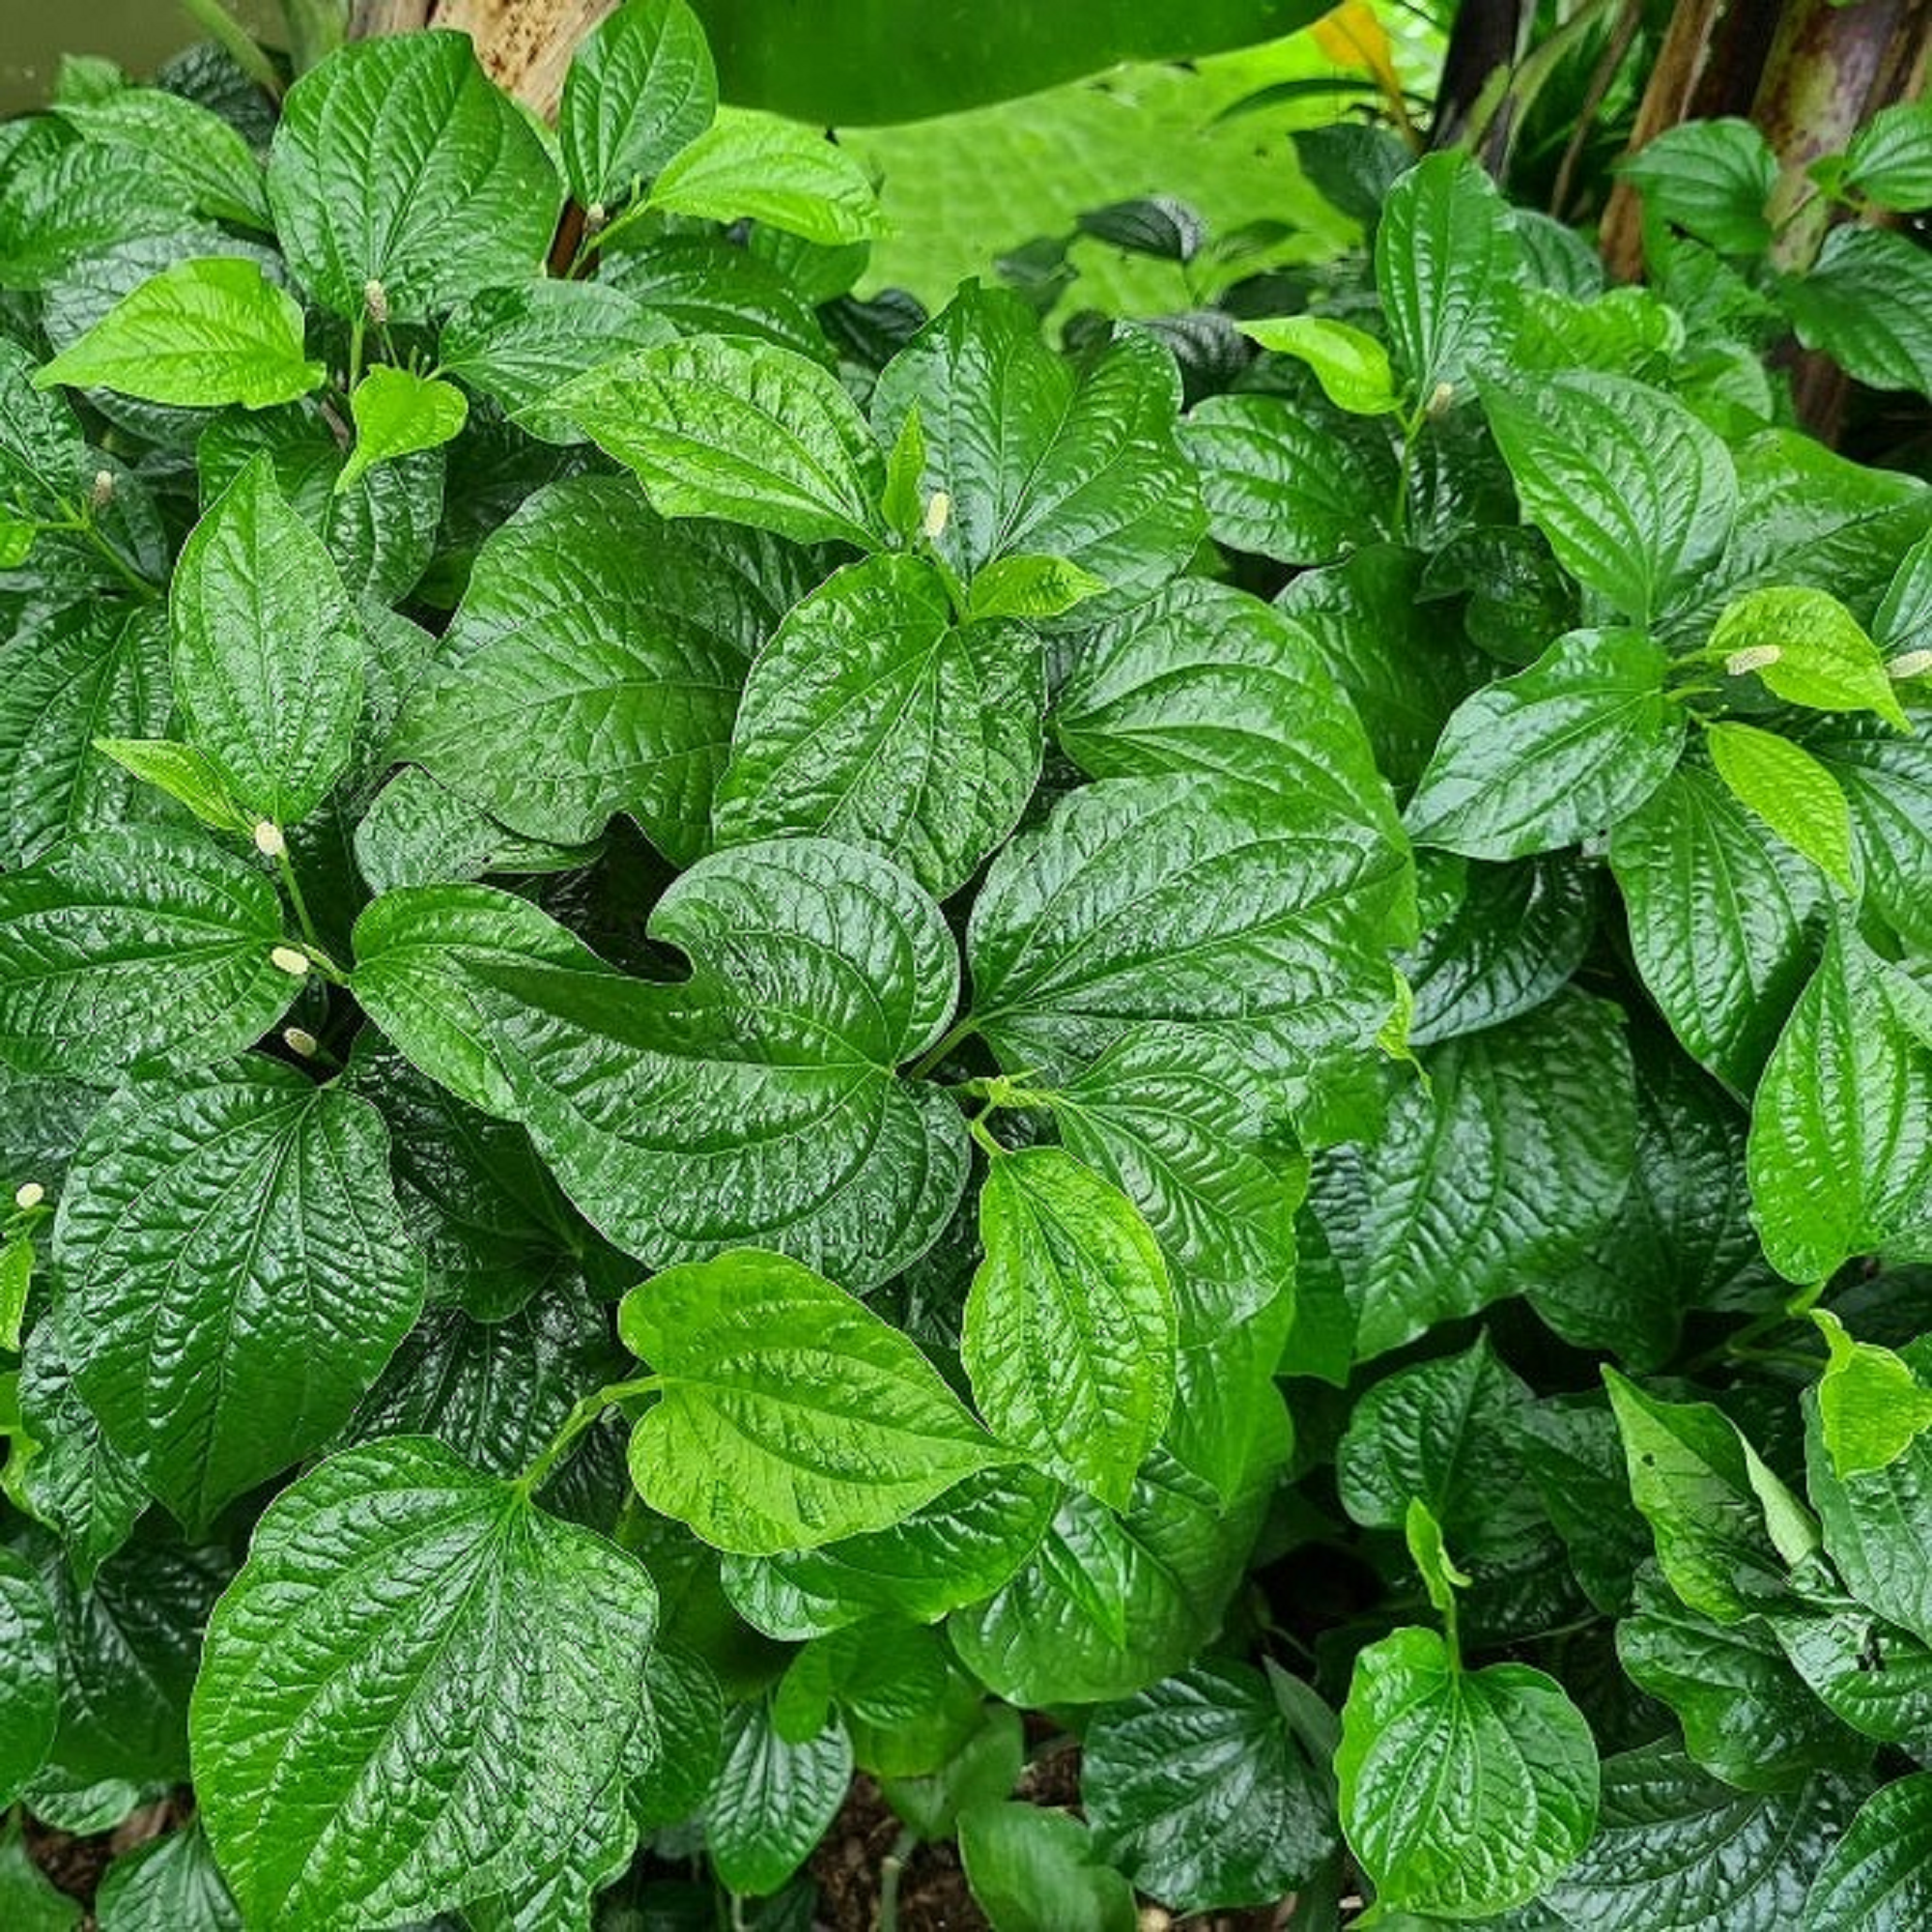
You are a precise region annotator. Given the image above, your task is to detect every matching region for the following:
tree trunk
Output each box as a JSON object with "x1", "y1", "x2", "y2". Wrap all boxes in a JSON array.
[{"x1": 348, "y1": 0, "x2": 616, "y2": 115}]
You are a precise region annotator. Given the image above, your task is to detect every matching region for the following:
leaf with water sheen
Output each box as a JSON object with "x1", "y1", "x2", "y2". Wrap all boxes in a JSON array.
[
  {"x1": 560, "y1": 0, "x2": 717, "y2": 207},
  {"x1": 619, "y1": 1249, "x2": 1000, "y2": 1554},
  {"x1": 1619, "y1": 119, "x2": 1777, "y2": 255},
  {"x1": 0, "y1": 1547, "x2": 58, "y2": 1805},
  {"x1": 649, "y1": 113, "x2": 885, "y2": 245},
  {"x1": 1801, "y1": 1772, "x2": 1932, "y2": 1931},
  {"x1": 704, "y1": 1699, "x2": 852, "y2": 1897},
  {"x1": 1705, "y1": 721, "x2": 1855, "y2": 888},
  {"x1": 338, "y1": 365, "x2": 468, "y2": 495}
]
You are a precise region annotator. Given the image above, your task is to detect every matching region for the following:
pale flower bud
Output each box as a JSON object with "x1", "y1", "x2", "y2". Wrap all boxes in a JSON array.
[
  {"x1": 253, "y1": 820, "x2": 287, "y2": 858},
  {"x1": 14, "y1": 1181, "x2": 44, "y2": 1211},
  {"x1": 1426, "y1": 380, "x2": 1456, "y2": 418},
  {"x1": 90, "y1": 469, "x2": 115, "y2": 510},
  {"x1": 363, "y1": 278, "x2": 389, "y2": 326},
  {"x1": 1724, "y1": 643, "x2": 1782, "y2": 677},
  {"x1": 283, "y1": 1026, "x2": 319, "y2": 1058},
  {"x1": 271, "y1": 945, "x2": 311, "y2": 977},
  {"x1": 922, "y1": 491, "x2": 952, "y2": 541},
  {"x1": 1888, "y1": 649, "x2": 1932, "y2": 681},
  {"x1": 584, "y1": 201, "x2": 609, "y2": 236}
]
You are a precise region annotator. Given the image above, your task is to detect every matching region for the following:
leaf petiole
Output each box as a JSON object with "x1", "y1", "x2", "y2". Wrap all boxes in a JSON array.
[{"x1": 517, "y1": 1373, "x2": 664, "y2": 1495}]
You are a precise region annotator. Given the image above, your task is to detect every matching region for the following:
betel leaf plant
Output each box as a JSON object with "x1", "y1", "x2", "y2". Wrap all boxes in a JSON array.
[{"x1": 2, "y1": 0, "x2": 1932, "y2": 1925}]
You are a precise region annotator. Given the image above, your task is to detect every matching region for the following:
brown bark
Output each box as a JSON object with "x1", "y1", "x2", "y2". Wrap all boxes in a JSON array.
[{"x1": 349, "y1": 0, "x2": 618, "y2": 116}]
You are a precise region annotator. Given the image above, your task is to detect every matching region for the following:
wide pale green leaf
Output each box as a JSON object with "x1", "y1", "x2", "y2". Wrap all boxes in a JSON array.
[
  {"x1": 1619, "y1": 119, "x2": 1776, "y2": 255},
  {"x1": 1310, "y1": 993, "x2": 1634, "y2": 1360},
  {"x1": 560, "y1": 0, "x2": 717, "y2": 207},
  {"x1": 53, "y1": 1057, "x2": 426, "y2": 1532},
  {"x1": 1483, "y1": 373, "x2": 1737, "y2": 626},
  {"x1": 53, "y1": 88, "x2": 270, "y2": 231},
  {"x1": 0, "y1": 604, "x2": 170, "y2": 868},
  {"x1": 1405, "y1": 628, "x2": 1683, "y2": 859},
  {"x1": 713, "y1": 553, "x2": 1044, "y2": 896},
  {"x1": 1338, "y1": 1626, "x2": 1598, "y2": 1919},
  {"x1": 721, "y1": 1464, "x2": 1058, "y2": 1640},
  {"x1": 958, "y1": 1804, "x2": 1138, "y2": 1932},
  {"x1": 1605, "y1": 1371, "x2": 1816, "y2": 1623},
  {"x1": 1801, "y1": 1772, "x2": 1932, "y2": 1930},
  {"x1": 1183, "y1": 394, "x2": 1394, "y2": 566},
  {"x1": 1706, "y1": 721, "x2": 1856, "y2": 887},
  {"x1": 618, "y1": 1249, "x2": 1000, "y2": 1554},
  {"x1": 558, "y1": 336, "x2": 886, "y2": 548},
  {"x1": 1084, "y1": 1661, "x2": 1337, "y2": 1912},
  {"x1": 1499, "y1": 1745, "x2": 1861, "y2": 1932},
  {"x1": 1748, "y1": 927, "x2": 1932, "y2": 1283},
  {"x1": 338, "y1": 365, "x2": 468, "y2": 494},
  {"x1": 171, "y1": 453, "x2": 365, "y2": 827},
  {"x1": 393, "y1": 476, "x2": 807, "y2": 864},
  {"x1": 34, "y1": 259, "x2": 321, "y2": 410},
  {"x1": 1609, "y1": 762, "x2": 1830, "y2": 1092},
  {"x1": 267, "y1": 32, "x2": 562, "y2": 322},
  {"x1": 966, "y1": 1147, "x2": 1176, "y2": 1510},
  {"x1": 355, "y1": 839, "x2": 968, "y2": 1286},
  {"x1": 1712, "y1": 585, "x2": 1909, "y2": 727},
  {"x1": 871, "y1": 282, "x2": 1205, "y2": 604},
  {"x1": 1782, "y1": 227, "x2": 1932, "y2": 401},
  {"x1": 191, "y1": 1438, "x2": 656, "y2": 1929},
  {"x1": 704, "y1": 1699, "x2": 851, "y2": 1897},
  {"x1": 966, "y1": 553, "x2": 1108, "y2": 620},
  {"x1": 439, "y1": 281, "x2": 674, "y2": 442},
  {"x1": 649, "y1": 112, "x2": 884, "y2": 244},
  {"x1": 0, "y1": 1546, "x2": 58, "y2": 1804},
  {"x1": 1375, "y1": 151, "x2": 1522, "y2": 399},
  {"x1": 0, "y1": 825, "x2": 298, "y2": 1083},
  {"x1": 965, "y1": 775, "x2": 1412, "y2": 1083}
]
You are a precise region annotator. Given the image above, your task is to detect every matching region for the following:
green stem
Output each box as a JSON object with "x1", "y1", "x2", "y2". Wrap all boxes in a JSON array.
[
  {"x1": 518, "y1": 1373, "x2": 663, "y2": 1494},
  {"x1": 46, "y1": 504, "x2": 161, "y2": 600},
  {"x1": 178, "y1": 0, "x2": 283, "y2": 97},
  {"x1": 274, "y1": 846, "x2": 323, "y2": 954},
  {"x1": 878, "y1": 1827, "x2": 917, "y2": 1932},
  {"x1": 906, "y1": 1014, "x2": 980, "y2": 1083},
  {"x1": 346, "y1": 312, "x2": 366, "y2": 395},
  {"x1": 1391, "y1": 404, "x2": 1427, "y2": 541},
  {"x1": 572, "y1": 194, "x2": 656, "y2": 271}
]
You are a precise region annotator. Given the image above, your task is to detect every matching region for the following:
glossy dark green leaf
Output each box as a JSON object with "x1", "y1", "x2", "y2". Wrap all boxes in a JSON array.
[
  {"x1": 53, "y1": 1057, "x2": 426, "y2": 1532},
  {"x1": 1513, "y1": 1396, "x2": 1653, "y2": 1615},
  {"x1": 1084, "y1": 1660, "x2": 1337, "y2": 1911},
  {"x1": 704, "y1": 1699, "x2": 851, "y2": 1897},
  {"x1": 1782, "y1": 228, "x2": 1932, "y2": 400},
  {"x1": 0, "y1": 142, "x2": 204, "y2": 293},
  {"x1": 1617, "y1": 1567, "x2": 1867, "y2": 1792},
  {"x1": 191, "y1": 1438, "x2": 657, "y2": 1928},
  {"x1": 1801, "y1": 1772, "x2": 1932, "y2": 1929},
  {"x1": 1406, "y1": 629, "x2": 1683, "y2": 859},
  {"x1": 1620, "y1": 119, "x2": 1777, "y2": 255},
  {"x1": 1375, "y1": 151, "x2": 1522, "y2": 398},
  {"x1": 0, "y1": 337, "x2": 89, "y2": 519},
  {"x1": 619, "y1": 1249, "x2": 1001, "y2": 1553},
  {"x1": 1810, "y1": 706, "x2": 1932, "y2": 951},
  {"x1": 967, "y1": 1147, "x2": 1175, "y2": 1510},
  {"x1": 393, "y1": 476, "x2": 805, "y2": 863},
  {"x1": 267, "y1": 32, "x2": 562, "y2": 322},
  {"x1": 1183, "y1": 395, "x2": 1394, "y2": 565},
  {"x1": 1609, "y1": 762, "x2": 1830, "y2": 1093},
  {"x1": 93, "y1": 1822, "x2": 239, "y2": 1932},
  {"x1": 354, "y1": 839, "x2": 968, "y2": 1286},
  {"x1": 0, "y1": 1820, "x2": 79, "y2": 1932},
  {"x1": 1338, "y1": 1626, "x2": 1598, "y2": 1919},
  {"x1": 870, "y1": 283, "x2": 1205, "y2": 605},
  {"x1": 601, "y1": 232, "x2": 832, "y2": 360},
  {"x1": 966, "y1": 775, "x2": 1412, "y2": 1084},
  {"x1": 171, "y1": 453, "x2": 365, "y2": 827},
  {"x1": 558, "y1": 336, "x2": 886, "y2": 548},
  {"x1": 0, "y1": 603, "x2": 169, "y2": 868},
  {"x1": 1773, "y1": 1569, "x2": 1932, "y2": 1752},
  {"x1": 560, "y1": 0, "x2": 717, "y2": 208},
  {"x1": 1310, "y1": 993, "x2": 1634, "y2": 1359},
  {"x1": 1483, "y1": 373, "x2": 1737, "y2": 627},
  {"x1": 1836, "y1": 99, "x2": 1932, "y2": 211},
  {"x1": 353, "y1": 768, "x2": 598, "y2": 900},
  {"x1": 0, "y1": 825, "x2": 298, "y2": 1083},
  {"x1": 52, "y1": 87, "x2": 270, "y2": 231},
  {"x1": 0, "y1": 1545, "x2": 58, "y2": 1804},
  {"x1": 713, "y1": 553, "x2": 1043, "y2": 895},
  {"x1": 958, "y1": 1803, "x2": 1137, "y2": 1932}
]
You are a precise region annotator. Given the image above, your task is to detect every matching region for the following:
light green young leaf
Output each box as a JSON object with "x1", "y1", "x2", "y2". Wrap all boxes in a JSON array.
[
  {"x1": 338, "y1": 365, "x2": 468, "y2": 494},
  {"x1": 966, "y1": 1147, "x2": 1177, "y2": 1511},
  {"x1": 191, "y1": 1438, "x2": 656, "y2": 1930},
  {"x1": 1810, "y1": 1311, "x2": 1932, "y2": 1478},
  {"x1": 1405, "y1": 628, "x2": 1683, "y2": 859},
  {"x1": 1619, "y1": 119, "x2": 1777, "y2": 255},
  {"x1": 1711, "y1": 585, "x2": 1910, "y2": 728},
  {"x1": 1705, "y1": 720, "x2": 1856, "y2": 887},
  {"x1": 53, "y1": 1058, "x2": 427, "y2": 1533},
  {"x1": 171, "y1": 453, "x2": 365, "y2": 827},
  {"x1": 1375, "y1": 151, "x2": 1522, "y2": 400},
  {"x1": 268, "y1": 31, "x2": 562, "y2": 321},
  {"x1": 34, "y1": 259, "x2": 322, "y2": 409},
  {"x1": 0, "y1": 1240, "x2": 30, "y2": 1353},
  {"x1": 879, "y1": 401, "x2": 927, "y2": 539},
  {"x1": 558, "y1": 335, "x2": 886, "y2": 548},
  {"x1": 0, "y1": 825, "x2": 298, "y2": 1083},
  {"x1": 713, "y1": 553, "x2": 1044, "y2": 896},
  {"x1": 1337, "y1": 1626, "x2": 1598, "y2": 1919},
  {"x1": 1404, "y1": 1497, "x2": 1472, "y2": 1628},
  {"x1": 958, "y1": 1803, "x2": 1138, "y2": 1932},
  {"x1": 618, "y1": 1248, "x2": 1000, "y2": 1554},
  {"x1": 1239, "y1": 313, "x2": 1401, "y2": 414},
  {"x1": 1605, "y1": 1370, "x2": 1817, "y2": 1622},
  {"x1": 559, "y1": 0, "x2": 717, "y2": 208},
  {"x1": 1801, "y1": 1772, "x2": 1932, "y2": 1930},
  {"x1": 704, "y1": 1700, "x2": 852, "y2": 1898},
  {"x1": 967, "y1": 554, "x2": 1109, "y2": 620},
  {"x1": 648, "y1": 112, "x2": 885, "y2": 245},
  {"x1": 1483, "y1": 372, "x2": 1737, "y2": 626},
  {"x1": 1748, "y1": 926, "x2": 1932, "y2": 1283},
  {"x1": 1838, "y1": 99, "x2": 1932, "y2": 212},
  {"x1": 353, "y1": 838, "x2": 968, "y2": 1287},
  {"x1": 91, "y1": 738, "x2": 249, "y2": 837}
]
